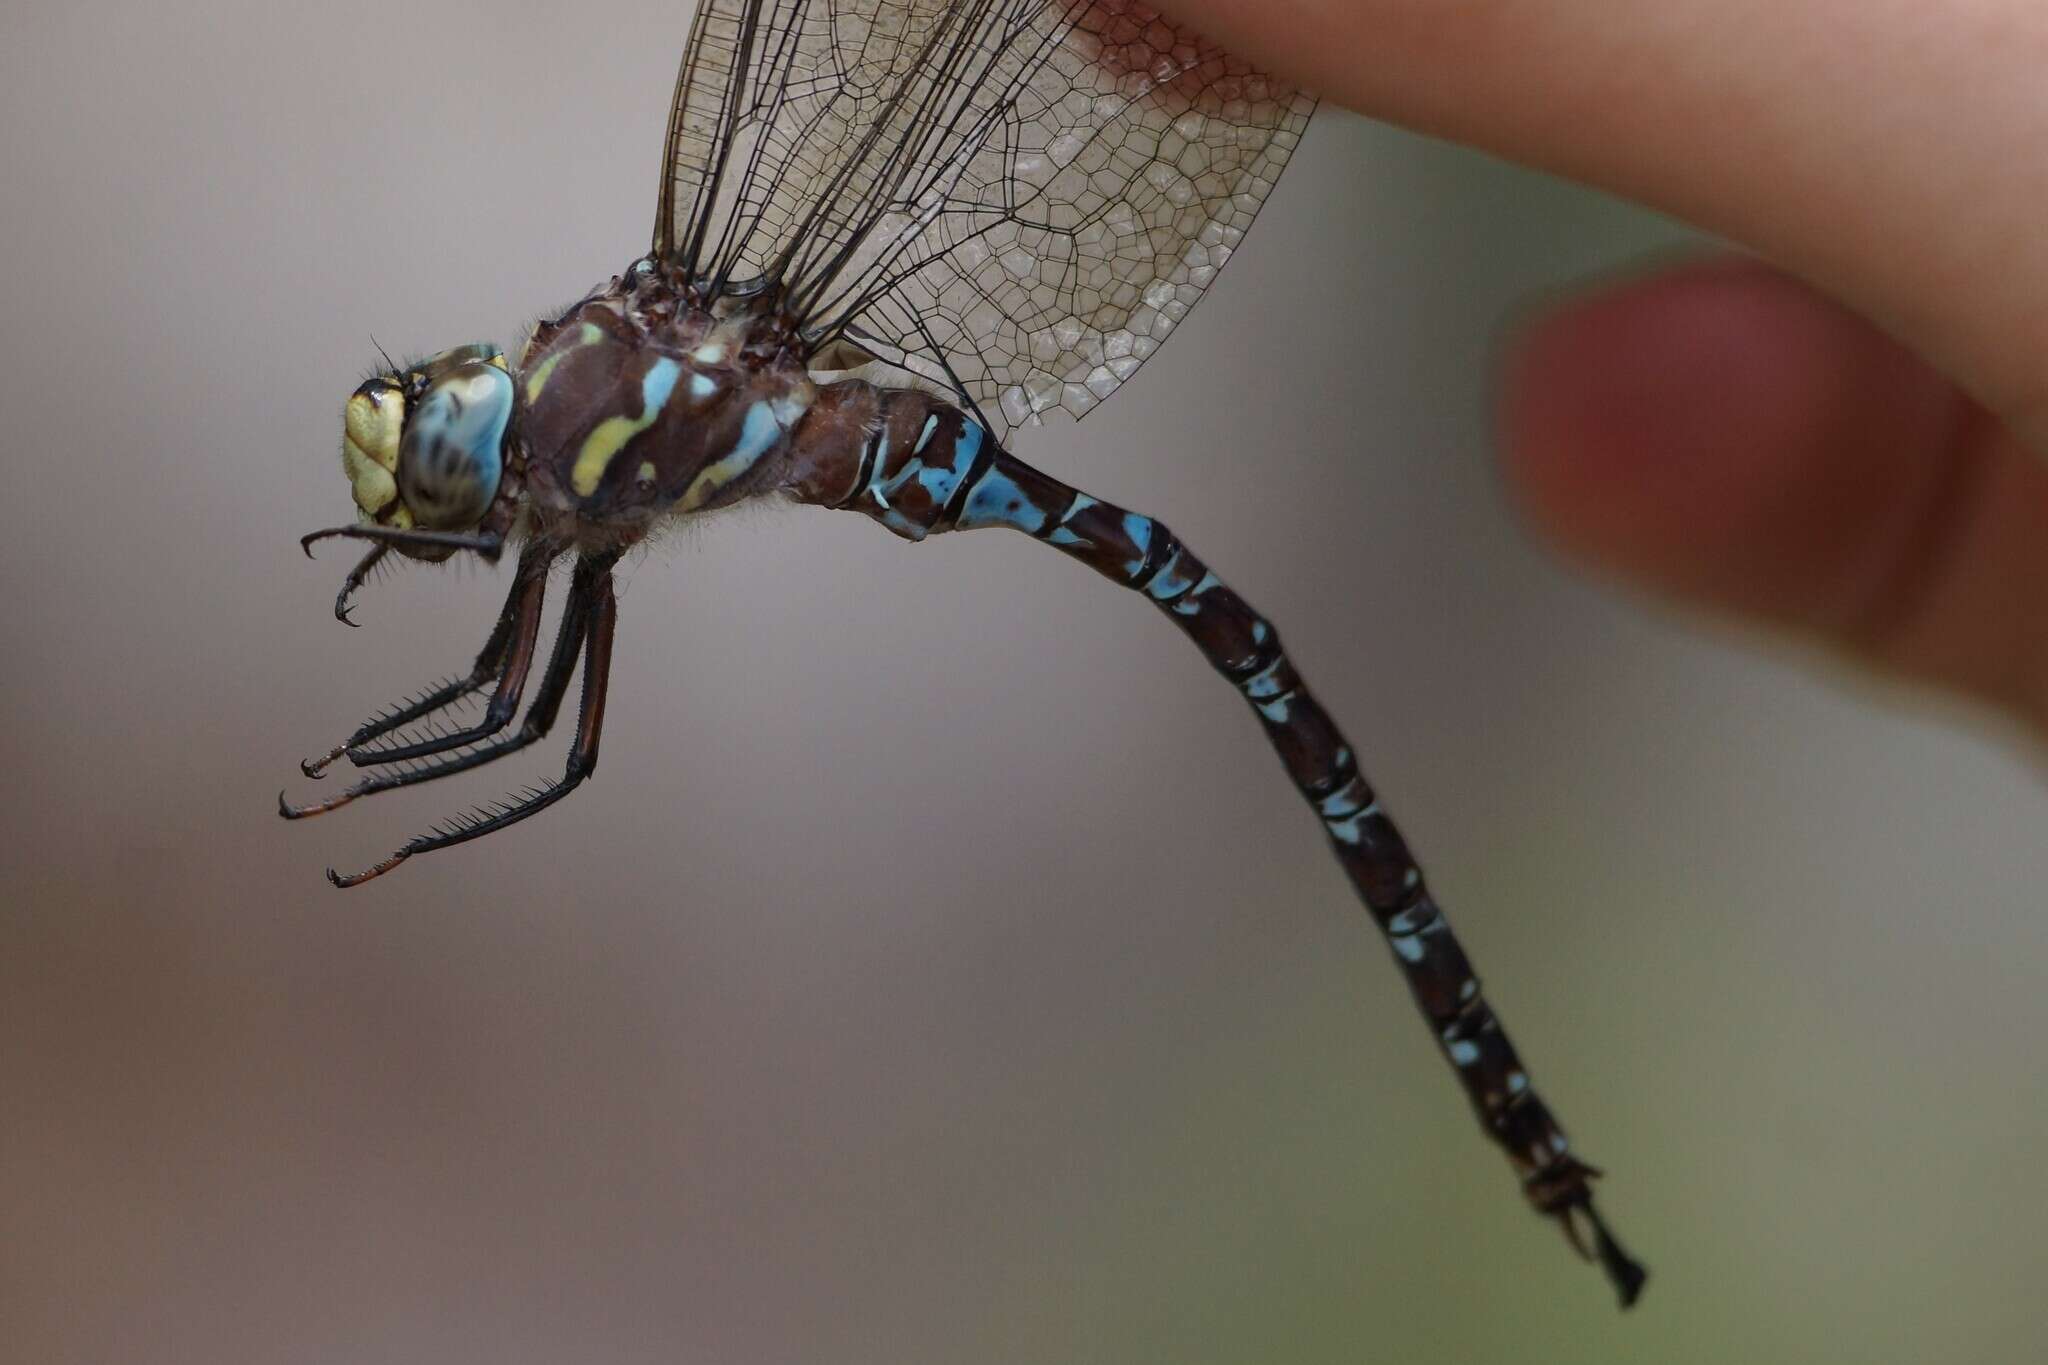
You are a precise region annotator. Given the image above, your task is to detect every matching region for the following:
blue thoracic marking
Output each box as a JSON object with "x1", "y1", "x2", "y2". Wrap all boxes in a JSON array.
[
  {"x1": 733, "y1": 401, "x2": 781, "y2": 466},
  {"x1": 571, "y1": 355, "x2": 685, "y2": 496},
  {"x1": 677, "y1": 398, "x2": 787, "y2": 511},
  {"x1": 644, "y1": 356, "x2": 682, "y2": 411}
]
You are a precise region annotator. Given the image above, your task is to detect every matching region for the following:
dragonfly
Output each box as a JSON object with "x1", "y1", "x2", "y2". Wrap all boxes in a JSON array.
[{"x1": 282, "y1": 0, "x2": 1647, "y2": 1307}]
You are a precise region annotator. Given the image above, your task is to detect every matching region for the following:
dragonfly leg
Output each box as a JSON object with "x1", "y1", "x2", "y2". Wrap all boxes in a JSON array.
[
  {"x1": 281, "y1": 553, "x2": 556, "y2": 818},
  {"x1": 300, "y1": 523, "x2": 505, "y2": 562},
  {"x1": 324, "y1": 552, "x2": 620, "y2": 888},
  {"x1": 295, "y1": 542, "x2": 555, "y2": 779},
  {"x1": 337, "y1": 552, "x2": 560, "y2": 771},
  {"x1": 332, "y1": 544, "x2": 389, "y2": 626}
]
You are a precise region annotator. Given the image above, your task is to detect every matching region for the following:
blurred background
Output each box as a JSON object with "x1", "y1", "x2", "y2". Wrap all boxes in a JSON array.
[{"x1": 4, "y1": 3, "x2": 2044, "y2": 1362}]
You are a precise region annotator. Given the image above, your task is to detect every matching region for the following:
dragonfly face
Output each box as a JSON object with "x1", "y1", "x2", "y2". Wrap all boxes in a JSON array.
[{"x1": 338, "y1": 343, "x2": 514, "y2": 559}]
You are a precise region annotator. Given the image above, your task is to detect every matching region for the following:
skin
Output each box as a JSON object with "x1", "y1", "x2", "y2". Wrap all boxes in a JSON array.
[{"x1": 1158, "y1": 0, "x2": 2048, "y2": 742}]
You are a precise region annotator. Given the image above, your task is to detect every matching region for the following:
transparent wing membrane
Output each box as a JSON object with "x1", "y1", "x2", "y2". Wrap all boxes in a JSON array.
[{"x1": 656, "y1": 0, "x2": 1314, "y2": 434}]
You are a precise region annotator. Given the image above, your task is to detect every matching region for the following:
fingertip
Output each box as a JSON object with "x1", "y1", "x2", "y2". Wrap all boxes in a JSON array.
[
  {"x1": 1496, "y1": 255, "x2": 2048, "y2": 733},
  {"x1": 1497, "y1": 256, "x2": 1958, "y2": 622}
]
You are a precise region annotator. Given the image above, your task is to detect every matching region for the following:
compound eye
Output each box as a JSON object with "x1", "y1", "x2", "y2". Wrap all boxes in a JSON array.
[
  {"x1": 419, "y1": 342, "x2": 505, "y2": 382},
  {"x1": 396, "y1": 361, "x2": 512, "y2": 529}
]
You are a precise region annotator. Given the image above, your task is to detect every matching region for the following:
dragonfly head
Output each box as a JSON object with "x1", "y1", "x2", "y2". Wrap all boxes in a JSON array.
[{"x1": 341, "y1": 343, "x2": 514, "y2": 559}]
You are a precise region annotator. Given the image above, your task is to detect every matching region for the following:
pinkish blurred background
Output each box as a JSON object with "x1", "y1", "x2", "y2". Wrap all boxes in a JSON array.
[{"x1": 3, "y1": 4, "x2": 2044, "y2": 1362}]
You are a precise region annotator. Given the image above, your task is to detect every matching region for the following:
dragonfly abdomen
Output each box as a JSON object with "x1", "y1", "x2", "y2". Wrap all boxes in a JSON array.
[
  {"x1": 790, "y1": 391, "x2": 1646, "y2": 1305},
  {"x1": 784, "y1": 380, "x2": 993, "y2": 539}
]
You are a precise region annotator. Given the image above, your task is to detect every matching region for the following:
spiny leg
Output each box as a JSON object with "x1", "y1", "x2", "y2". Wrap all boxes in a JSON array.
[
  {"x1": 301, "y1": 523, "x2": 504, "y2": 562},
  {"x1": 326, "y1": 552, "x2": 620, "y2": 889},
  {"x1": 301, "y1": 567, "x2": 526, "y2": 777},
  {"x1": 338, "y1": 550, "x2": 559, "y2": 770},
  {"x1": 333, "y1": 544, "x2": 389, "y2": 626},
  {"x1": 297, "y1": 542, "x2": 554, "y2": 779},
  {"x1": 281, "y1": 550, "x2": 558, "y2": 819},
  {"x1": 287, "y1": 580, "x2": 587, "y2": 827}
]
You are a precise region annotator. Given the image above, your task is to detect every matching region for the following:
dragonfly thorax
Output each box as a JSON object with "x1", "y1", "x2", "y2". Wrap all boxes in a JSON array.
[
  {"x1": 513, "y1": 274, "x2": 816, "y2": 545},
  {"x1": 339, "y1": 343, "x2": 513, "y2": 559}
]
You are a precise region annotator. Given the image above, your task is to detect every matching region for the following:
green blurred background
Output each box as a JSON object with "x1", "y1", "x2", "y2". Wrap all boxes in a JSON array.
[{"x1": 3, "y1": 3, "x2": 2044, "y2": 1361}]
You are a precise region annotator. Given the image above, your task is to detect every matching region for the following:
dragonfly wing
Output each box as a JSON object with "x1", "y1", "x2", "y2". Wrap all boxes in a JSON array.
[{"x1": 655, "y1": 1, "x2": 1314, "y2": 437}]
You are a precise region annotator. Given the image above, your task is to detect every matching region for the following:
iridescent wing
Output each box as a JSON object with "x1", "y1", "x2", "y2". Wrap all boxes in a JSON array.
[{"x1": 654, "y1": 0, "x2": 1314, "y2": 435}]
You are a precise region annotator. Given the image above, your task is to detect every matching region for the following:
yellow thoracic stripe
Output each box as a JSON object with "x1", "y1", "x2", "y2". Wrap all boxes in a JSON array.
[
  {"x1": 677, "y1": 400, "x2": 784, "y2": 512},
  {"x1": 525, "y1": 321, "x2": 604, "y2": 405},
  {"x1": 570, "y1": 356, "x2": 683, "y2": 497}
]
